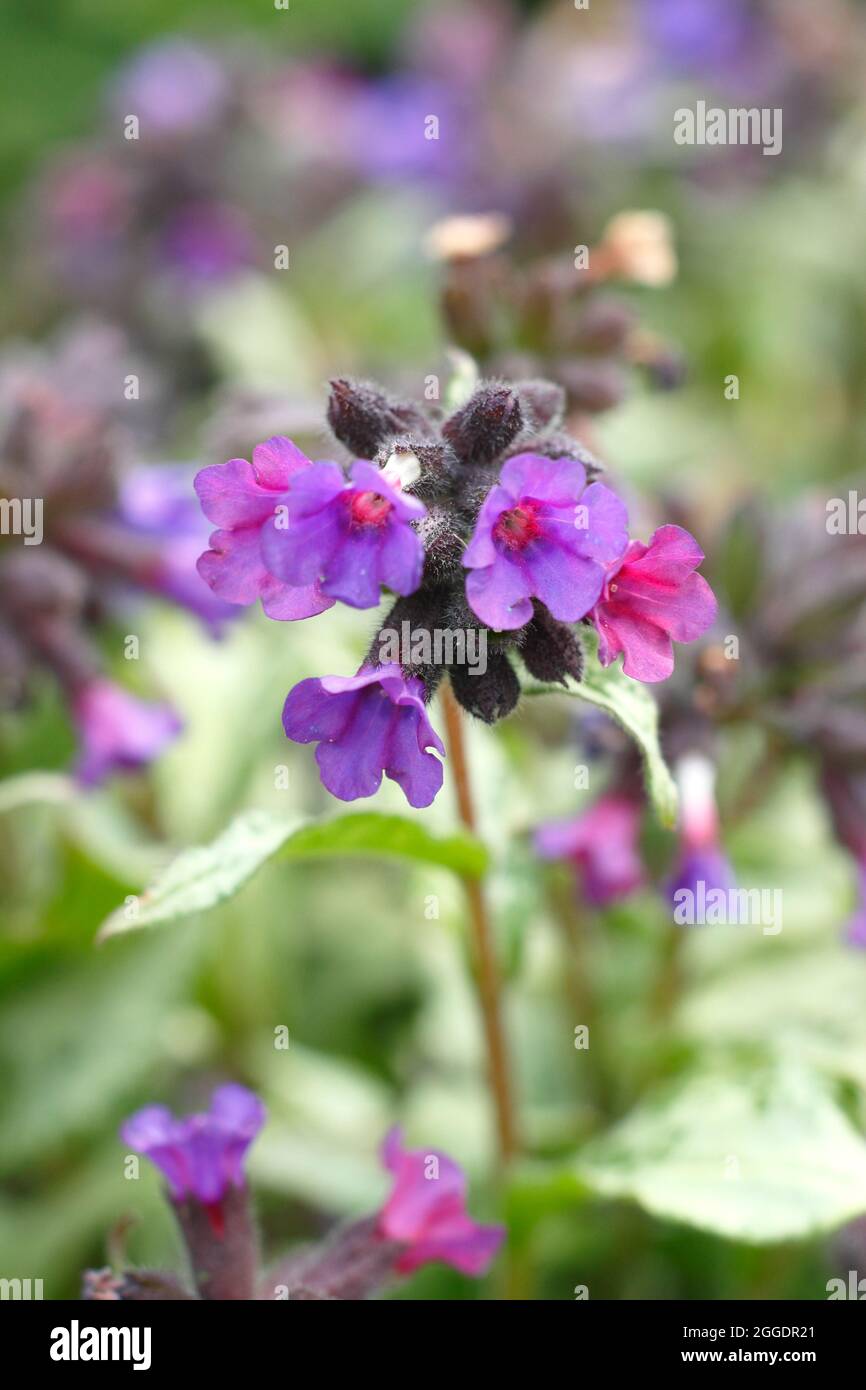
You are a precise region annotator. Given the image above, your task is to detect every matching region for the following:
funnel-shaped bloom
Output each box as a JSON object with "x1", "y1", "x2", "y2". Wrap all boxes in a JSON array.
[
  {"x1": 282, "y1": 664, "x2": 444, "y2": 807},
  {"x1": 377, "y1": 1128, "x2": 504, "y2": 1276},
  {"x1": 121, "y1": 1084, "x2": 266, "y2": 1207},
  {"x1": 261, "y1": 459, "x2": 426, "y2": 610},
  {"x1": 195, "y1": 437, "x2": 333, "y2": 621},
  {"x1": 591, "y1": 524, "x2": 716, "y2": 683},
  {"x1": 535, "y1": 793, "x2": 645, "y2": 905},
  {"x1": 463, "y1": 452, "x2": 628, "y2": 631}
]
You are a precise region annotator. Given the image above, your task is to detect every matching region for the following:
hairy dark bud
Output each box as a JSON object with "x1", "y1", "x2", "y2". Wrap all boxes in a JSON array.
[
  {"x1": 442, "y1": 382, "x2": 523, "y2": 466},
  {"x1": 450, "y1": 651, "x2": 520, "y2": 724},
  {"x1": 327, "y1": 378, "x2": 428, "y2": 457},
  {"x1": 520, "y1": 605, "x2": 583, "y2": 685},
  {"x1": 513, "y1": 379, "x2": 566, "y2": 431},
  {"x1": 554, "y1": 359, "x2": 629, "y2": 414}
]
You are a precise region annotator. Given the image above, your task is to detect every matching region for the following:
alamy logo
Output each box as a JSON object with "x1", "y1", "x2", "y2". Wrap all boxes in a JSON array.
[
  {"x1": 826, "y1": 491, "x2": 866, "y2": 535},
  {"x1": 50, "y1": 1320, "x2": 152, "y2": 1371},
  {"x1": 0, "y1": 496, "x2": 43, "y2": 544},
  {"x1": 673, "y1": 881, "x2": 783, "y2": 935},
  {"x1": 377, "y1": 621, "x2": 488, "y2": 676},
  {"x1": 0, "y1": 1276, "x2": 43, "y2": 1299},
  {"x1": 827, "y1": 1271, "x2": 866, "y2": 1299},
  {"x1": 674, "y1": 101, "x2": 782, "y2": 157}
]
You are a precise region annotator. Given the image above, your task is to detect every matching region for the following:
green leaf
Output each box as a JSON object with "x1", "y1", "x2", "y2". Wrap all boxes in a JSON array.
[
  {"x1": 578, "y1": 1060, "x2": 866, "y2": 1243},
  {"x1": 524, "y1": 629, "x2": 678, "y2": 827},
  {"x1": 98, "y1": 809, "x2": 488, "y2": 941}
]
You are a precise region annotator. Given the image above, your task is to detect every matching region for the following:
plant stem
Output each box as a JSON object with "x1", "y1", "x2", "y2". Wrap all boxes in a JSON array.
[{"x1": 440, "y1": 682, "x2": 518, "y2": 1168}]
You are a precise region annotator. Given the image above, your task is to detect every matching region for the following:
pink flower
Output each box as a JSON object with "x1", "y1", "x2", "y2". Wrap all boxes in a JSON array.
[
  {"x1": 194, "y1": 437, "x2": 333, "y2": 621},
  {"x1": 590, "y1": 524, "x2": 717, "y2": 683},
  {"x1": 377, "y1": 1128, "x2": 505, "y2": 1276},
  {"x1": 534, "y1": 793, "x2": 645, "y2": 905}
]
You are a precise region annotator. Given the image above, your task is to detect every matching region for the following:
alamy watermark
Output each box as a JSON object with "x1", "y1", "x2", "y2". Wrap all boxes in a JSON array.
[
  {"x1": 0, "y1": 497, "x2": 43, "y2": 544},
  {"x1": 674, "y1": 101, "x2": 782, "y2": 157},
  {"x1": 673, "y1": 881, "x2": 783, "y2": 935},
  {"x1": 377, "y1": 621, "x2": 487, "y2": 676},
  {"x1": 826, "y1": 491, "x2": 866, "y2": 535}
]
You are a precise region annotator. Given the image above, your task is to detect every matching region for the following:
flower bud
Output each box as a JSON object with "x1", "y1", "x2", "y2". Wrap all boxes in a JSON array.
[
  {"x1": 442, "y1": 381, "x2": 523, "y2": 466},
  {"x1": 327, "y1": 377, "x2": 428, "y2": 458}
]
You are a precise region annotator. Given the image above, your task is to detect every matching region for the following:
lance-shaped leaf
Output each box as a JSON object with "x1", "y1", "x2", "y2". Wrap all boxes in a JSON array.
[
  {"x1": 97, "y1": 809, "x2": 488, "y2": 941},
  {"x1": 523, "y1": 628, "x2": 678, "y2": 827}
]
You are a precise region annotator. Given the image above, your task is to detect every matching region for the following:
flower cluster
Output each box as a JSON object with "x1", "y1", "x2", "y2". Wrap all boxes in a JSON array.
[
  {"x1": 84, "y1": 1084, "x2": 503, "y2": 1300},
  {"x1": 195, "y1": 375, "x2": 717, "y2": 808},
  {"x1": 0, "y1": 327, "x2": 232, "y2": 784}
]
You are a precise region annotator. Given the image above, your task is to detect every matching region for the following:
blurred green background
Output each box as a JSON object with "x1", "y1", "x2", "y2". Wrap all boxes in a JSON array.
[{"x1": 2, "y1": 0, "x2": 866, "y2": 1301}]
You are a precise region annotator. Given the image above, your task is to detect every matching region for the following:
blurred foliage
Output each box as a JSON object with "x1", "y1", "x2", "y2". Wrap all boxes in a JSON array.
[{"x1": 2, "y1": 0, "x2": 866, "y2": 1301}]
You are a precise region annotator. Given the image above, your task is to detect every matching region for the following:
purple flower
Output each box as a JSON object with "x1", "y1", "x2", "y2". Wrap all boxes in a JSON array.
[
  {"x1": 195, "y1": 437, "x2": 333, "y2": 621},
  {"x1": 261, "y1": 459, "x2": 426, "y2": 610},
  {"x1": 462, "y1": 453, "x2": 628, "y2": 631},
  {"x1": 667, "y1": 844, "x2": 736, "y2": 904},
  {"x1": 377, "y1": 1128, "x2": 504, "y2": 1277},
  {"x1": 590, "y1": 525, "x2": 717, "y2": 683},
  {"x1": 110, "y1": 40, "x2": 228, "y2": 138},
  {"x1": 282, "y1": 664, "x2": 445, "y2": 808},
  {"x1": 120, "y1": 1084, "x2": 266, "y2": 1208},
  {"x1": 73, "y1": 678, "x2": 182, "y2": 786},
  {"x1": 535, "y1": 793, "x2": 645, "y2": 906},
  {"x1": 845, "y1": 861, "x2": 866, "y2": 950},
  {"x1": 117, "y1": 464, "x2": 236, "y2": 631},
  {"x1": 160, "y1": 202, "x2": 255, "y2": 286}
]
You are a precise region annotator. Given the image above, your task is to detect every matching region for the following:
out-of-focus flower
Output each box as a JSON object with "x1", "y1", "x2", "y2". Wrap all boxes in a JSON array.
[
  {"x1": 121, "y1": 1084, "x2": 265, "y2": 1207},
  {"x1": 535, "y1": 793, "x2": 645, "y2": 906},
  {"x1": 195, "y1": 437, "x2": 333, "y2": 621},
  {"x1": 424, "y1": 211, "x2": 512, "y2": 262},
  {"x1": 591, "y1": 526, "x2": 717, "y2": 684},
  {"x1": 116, "y1": 464, "x2": 236, "y2": 631},
  {"x1": 282, "y1": 665, "x2": 445, "y2": 808},
  {"x1": 159, "y1": 202, "x2": 255, "y2": 286},
  {"x1": 463, "y1": 452, "x2": 628, "y2": 631},
  {"x1": 109, "y1": 39, "x2": 230, "y2": 138},
  {"x1": 73, "y1": 679, "x2": 182, "y2": 787},
  {"x1": 667, "y1": 753, "x2": 734, "y2": 906},
  {"x1": 597, "y1": 210, "x2": 677, "y2": 288},
  {"x1": 377, "y1": 1127, "x2": 505, "y2": 1276},
  {"x1": 261, "y1": 458, "x2": 426, "y2": 610}
]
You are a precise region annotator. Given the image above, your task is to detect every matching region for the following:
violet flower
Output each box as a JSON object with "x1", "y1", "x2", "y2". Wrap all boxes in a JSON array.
[
  {"x1": 195, "y1": 437, "x2": 333, "y2": 621},
  {"x1": 282, "y1": 664, "x2": 445, "y2": 808},
  {"x1": 377, "y1": 1128, "x2": 505, "y2": 1276},
  {"x1": 591, "y1": 524, "x2": 717, "y2": 683},
  {"x1": 116, "y1": 464, "x2": 236, "y2": 632},
  {"x1": 535, "y1": 793, "x2": 645, "y2": 906},
  {"x1": 109, "y1": 39, "x2": 229, "y2": 138},
  {"x1": 73, "y1": 678, "x2": 182, "y2": 787},
  {"x1": 462, "y1": 452, "x2": 629, "y2": 631},
  {"x1": 261, "y1": 458, "x2": 426, "y2": 610},
  {"x1": 121, "y1": 1084, "x2": 265, "y2": 1208}
]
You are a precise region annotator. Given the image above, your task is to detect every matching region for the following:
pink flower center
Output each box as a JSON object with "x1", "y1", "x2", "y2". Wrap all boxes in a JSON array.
[
  {"x1": 493, "y1": 502, "x2": 542, "y2": 551},
  {"x1": 347, "y1": 489, "x2": 392, "y2": 529}
]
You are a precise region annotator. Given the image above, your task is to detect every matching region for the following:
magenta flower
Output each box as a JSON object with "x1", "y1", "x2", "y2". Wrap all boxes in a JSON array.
[
  {"x1": 73, "y1": 678, "x2": 182, "y2": 787},
  {"x1": 590, "y1": 524, "x2": 717, "y2": 683},
  {"x1": 377, "y1": 1128, "x2": 504, "y2": 1276},
  {"x1": 282, "y1": 664, "x2": 445, "y2": 808},
  {"x1": 195, "y1": 437, "x2": 333, "y2": 621},
  {"x1": 845, "y1": 861, "x2": 866, "y2": 950},
  {"x1": 535, "y1": 793, "x2": 645, "y2": 906},
  {"x1": 462, "y1": 453, "x2": 628, "y2": 631},
  {"x1": 261, "y1": 459, "x2": 426, "y2": 610},
  {"x1": 120, "y1": 1084, "x2": 266, "y2": 1208}
]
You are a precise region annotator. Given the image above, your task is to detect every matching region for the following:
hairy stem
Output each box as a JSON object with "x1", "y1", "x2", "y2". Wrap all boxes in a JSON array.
[{"x1": 440, "y1": 682, "x2": 518, "y2": 1167}]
